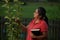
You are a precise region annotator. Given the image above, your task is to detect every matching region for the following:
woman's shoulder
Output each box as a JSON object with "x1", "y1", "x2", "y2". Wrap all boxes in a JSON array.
[{"x1": 41, "y1": 20, "x2": 48, "y2": 26}]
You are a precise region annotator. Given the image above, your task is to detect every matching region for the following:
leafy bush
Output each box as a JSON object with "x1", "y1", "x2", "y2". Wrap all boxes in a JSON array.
[{"x1": 1, "y1": 0, "x2": 23, "y2": 40}]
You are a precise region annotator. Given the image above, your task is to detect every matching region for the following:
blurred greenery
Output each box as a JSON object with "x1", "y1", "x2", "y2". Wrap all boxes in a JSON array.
[
  {"x1": 21, "y1": 2, "x2": 60, "y2": 19},
  {"x1": 0, "y1": 2, "x2": 60, "y2": 19},
  {"x1": 0, "y1": 0, "x2": 23, "y2": 40}
]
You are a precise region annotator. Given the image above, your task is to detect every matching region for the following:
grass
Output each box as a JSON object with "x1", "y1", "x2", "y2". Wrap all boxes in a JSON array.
[
  {"x1": 0, "y1": 2, "x2": 60, "y2": 19},
  {"x1": 21, "y1": 2, "x2": 60, "y2": 19}
]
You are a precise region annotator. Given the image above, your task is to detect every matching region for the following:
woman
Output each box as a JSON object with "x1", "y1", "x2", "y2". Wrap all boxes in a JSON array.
[{"x1": 15, "y1": 7, "x2": 48, "y2": 40}]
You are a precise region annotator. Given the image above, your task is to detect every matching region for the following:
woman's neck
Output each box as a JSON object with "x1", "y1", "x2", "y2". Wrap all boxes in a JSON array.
[{"x1": 34, "y1": 18, "x2": 40, "y2": 24}]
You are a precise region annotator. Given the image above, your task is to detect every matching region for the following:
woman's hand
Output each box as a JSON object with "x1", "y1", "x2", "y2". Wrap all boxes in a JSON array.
[
  {"x1": 31, "y1": 32, "x2": 37, "y2": 38},
  {"x1": 31, "y1": 32, "x2": 41, "y2": 40},
  {"x1": 31, "y1": 32, "x2": 48, "y2": 40},
  {"x1": 15, "y1": 18, "x2": 27, "y2": 32},
  {"x1": 15, "y1": 18, "x2": 20, "y2": 24}
]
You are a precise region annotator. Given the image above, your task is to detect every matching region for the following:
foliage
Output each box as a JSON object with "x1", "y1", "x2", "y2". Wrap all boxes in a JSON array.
[{"x1": 1, "y1": 0, "x2": 23, "y2": 40}]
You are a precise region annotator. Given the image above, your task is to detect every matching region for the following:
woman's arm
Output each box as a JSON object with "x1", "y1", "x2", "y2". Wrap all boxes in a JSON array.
[
  {"x1": 15, "y1": 18, "x2": 28, "y2": 32},
  {"x1": 31, "y1": 31, "x2": 48, "y2": 40},
  {"x1": 19, "y1": 23, "x2": 29, "y2": 32}
]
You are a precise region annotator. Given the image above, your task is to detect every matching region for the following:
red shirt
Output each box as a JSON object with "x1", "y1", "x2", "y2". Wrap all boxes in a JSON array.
[{"x1": 26, "y1": 19, "x2": 48, "y2": 40}]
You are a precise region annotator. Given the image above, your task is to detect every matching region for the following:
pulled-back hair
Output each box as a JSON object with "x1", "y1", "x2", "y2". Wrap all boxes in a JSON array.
[{"x1": 37, "y1": 7, "x2": 48, "y2": 25}]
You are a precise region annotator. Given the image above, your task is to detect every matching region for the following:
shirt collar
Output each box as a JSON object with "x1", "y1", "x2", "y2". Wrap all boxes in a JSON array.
[{"x1": 32, "y1": 19, "x2": 42, "y2": 24}]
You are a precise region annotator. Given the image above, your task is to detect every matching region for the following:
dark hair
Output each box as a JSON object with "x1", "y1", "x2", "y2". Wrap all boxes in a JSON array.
[{"x1": 37, "y1": 7, "x2": 48, "y2": 25}]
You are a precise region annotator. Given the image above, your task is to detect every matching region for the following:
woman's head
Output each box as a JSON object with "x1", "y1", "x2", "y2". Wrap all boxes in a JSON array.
[
  {"x1": 34, "y1": 7, "x2": 46, "y2": 19},
  {"x1": 34, "y1": 7, "x2": 48, "y2": 25}
]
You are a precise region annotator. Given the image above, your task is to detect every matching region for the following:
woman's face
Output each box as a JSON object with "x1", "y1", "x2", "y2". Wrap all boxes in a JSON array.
[{"x1": 34, "y1": 9, "x2": 39, "y2": 18}]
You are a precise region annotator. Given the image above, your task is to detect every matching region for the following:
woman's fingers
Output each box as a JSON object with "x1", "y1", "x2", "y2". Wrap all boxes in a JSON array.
[
  {"x1": 31, "y1": 32, "x2": 36, "y2": 38},
  {"x1": 15, "y1": 18, "x2": 20, "y2": 24}
]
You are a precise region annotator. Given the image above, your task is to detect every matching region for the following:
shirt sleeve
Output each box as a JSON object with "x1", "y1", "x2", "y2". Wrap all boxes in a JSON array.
[{"x1": 40, "y1": 21, "x2": 48, "y2": 32}]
